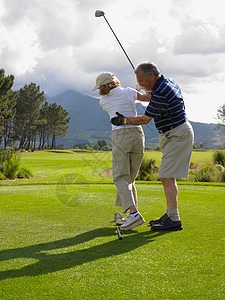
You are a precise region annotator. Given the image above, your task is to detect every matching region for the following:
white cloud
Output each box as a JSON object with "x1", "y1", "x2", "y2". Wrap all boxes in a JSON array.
[
  {"x1": 184, "y1": 81, "x2": 225, "y2": 124},
  {"x1": 0, "y1": 17, "x2": 40, "y2": 75},
  {"x1": 173, "y1": 19, "x2": 225, "y2": 55}
]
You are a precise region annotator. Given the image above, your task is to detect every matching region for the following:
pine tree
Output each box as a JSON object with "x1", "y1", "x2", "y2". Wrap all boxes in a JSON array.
[
  {"x1": 3, "y1": 90, "x2": 17, "y2": 148},
  {"x1": 0, "y1": 69, "x2": 16, "y2": 147},
  {"x1": 37, "y1": 101, "x2": 49, "y2": 150},
  {"x1": 37, "y1": 102, "x2": 70, "y2": 149},
  {"x1": 14, "y1": 83, "x2": 46, "y2": 149},
  {"x1": 46, "y1": 103, "x2": 70, "y2": 149}
]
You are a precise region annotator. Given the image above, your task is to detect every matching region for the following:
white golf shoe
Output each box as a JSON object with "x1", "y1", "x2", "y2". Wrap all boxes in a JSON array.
[{"x1": 120, "y1": 213, "x2": 145, "y2": 231}]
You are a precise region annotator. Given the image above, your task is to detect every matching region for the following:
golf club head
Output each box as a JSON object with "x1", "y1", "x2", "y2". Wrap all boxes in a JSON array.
[
  {"x1": 114, "y1": 212, "x2": 123, "y2": 222},
  {"x1": 95, "y1": 10, "x2": 105, "y2": 17}
]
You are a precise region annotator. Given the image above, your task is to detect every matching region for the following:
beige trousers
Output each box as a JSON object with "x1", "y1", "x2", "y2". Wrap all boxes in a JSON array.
[{"x1": 112, "y1": 127, "x2": 145, "y2": 213}]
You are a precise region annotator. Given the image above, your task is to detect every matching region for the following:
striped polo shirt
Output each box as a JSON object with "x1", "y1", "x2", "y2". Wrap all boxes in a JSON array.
[{"x1": 145, "y1": 75, "x2": 186, "y2": 132}]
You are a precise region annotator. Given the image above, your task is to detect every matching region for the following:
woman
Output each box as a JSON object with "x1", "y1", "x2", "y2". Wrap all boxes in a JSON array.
[{"x1": 92, "y1": 72, "x2": 150, "y2": 231}]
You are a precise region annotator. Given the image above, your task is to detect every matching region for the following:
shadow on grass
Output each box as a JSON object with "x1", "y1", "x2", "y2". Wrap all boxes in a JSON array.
[{"x1": 0, "y1": 227, "x2": 168, "y2": 280}]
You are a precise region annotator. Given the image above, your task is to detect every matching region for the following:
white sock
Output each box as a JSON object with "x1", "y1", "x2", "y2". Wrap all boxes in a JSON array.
[
  {"x1": 167, "y1": 209, "x2": 180, "y2": 222},
  {"x1": 130, "y1": 211, "x2": 139, "y2": 218}
]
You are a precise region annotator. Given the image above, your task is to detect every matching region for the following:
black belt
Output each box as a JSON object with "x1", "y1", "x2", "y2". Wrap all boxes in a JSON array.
[{"x1": 158, "y1": 121, "x2": 186, "y2": 134}]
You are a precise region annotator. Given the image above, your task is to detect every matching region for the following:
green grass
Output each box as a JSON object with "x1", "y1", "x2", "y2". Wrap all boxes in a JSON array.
[
  {"x1": 144, "y1": 149, "x2": 216, "y2": 166},
  {"x1": 0, "y1": 151, "x2": 224, "y2": 299}
]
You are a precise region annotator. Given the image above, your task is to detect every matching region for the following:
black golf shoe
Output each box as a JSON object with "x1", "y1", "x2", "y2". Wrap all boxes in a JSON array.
[
  {"x1": 149, "y1": 213, "x2": 168, "y2": 226},
  {"x1": 151, "y1": 216, "x2": 183, "y2": 231}
]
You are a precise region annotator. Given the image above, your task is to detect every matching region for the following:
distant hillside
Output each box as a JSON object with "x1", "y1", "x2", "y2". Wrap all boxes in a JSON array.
[{"x1": 48, "y1": 90, "x2": 225, "y2": 149}]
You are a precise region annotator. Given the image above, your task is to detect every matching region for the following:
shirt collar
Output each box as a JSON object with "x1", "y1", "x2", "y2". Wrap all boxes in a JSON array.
[
  {"x1": 153, "y1": 75, "x2": 164, "y2": 91},
  {"x1": 108, "y1": 86, "x2": 120, "y2": 95}
]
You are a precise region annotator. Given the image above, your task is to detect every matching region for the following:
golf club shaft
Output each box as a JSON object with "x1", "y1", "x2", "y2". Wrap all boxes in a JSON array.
[
  {"x1": 103, "y1": 15, "x2": 135, "y2": 71},
  {"x1": 116, "y1": 226, "x2": 123, "y2": 240}
]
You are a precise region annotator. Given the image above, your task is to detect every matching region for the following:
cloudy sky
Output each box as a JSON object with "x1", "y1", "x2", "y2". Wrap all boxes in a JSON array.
[{"x1": 0, "y1": 0, "x2": 225, "y2": 124}]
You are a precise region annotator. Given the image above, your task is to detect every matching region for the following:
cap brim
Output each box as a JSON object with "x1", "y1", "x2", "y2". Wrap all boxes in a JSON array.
[{"x1": 91, "y1": 85, "x2": 98, "y2": 91}]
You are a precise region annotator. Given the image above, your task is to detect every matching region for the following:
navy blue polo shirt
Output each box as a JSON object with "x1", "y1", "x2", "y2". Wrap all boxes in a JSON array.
[{"x1": 145, "y1": 75, "x2": 186, "y2": 132}]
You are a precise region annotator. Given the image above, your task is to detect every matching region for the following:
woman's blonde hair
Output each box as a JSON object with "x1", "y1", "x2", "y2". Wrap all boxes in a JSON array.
[{"x1": 99, "y1": 78, "x2": 120, "y2": 95}]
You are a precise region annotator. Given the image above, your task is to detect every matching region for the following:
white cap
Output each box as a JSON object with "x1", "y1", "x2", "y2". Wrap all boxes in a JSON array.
[{"x1": 92, "y1": 72, "x2": 117, "y2": 91}]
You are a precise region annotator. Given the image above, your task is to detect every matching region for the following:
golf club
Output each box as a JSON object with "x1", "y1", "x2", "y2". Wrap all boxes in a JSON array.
[
  {"x1": 116, "y1": 225, "x2": 123, "y2": 240},
  {"x1": 95, "y1": 10, "x2": 135, "y2": 71}
]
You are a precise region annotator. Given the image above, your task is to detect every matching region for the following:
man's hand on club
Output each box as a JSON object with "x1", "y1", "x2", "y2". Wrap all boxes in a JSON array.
[{"x1": 111, "y1": 112, "x2": 126, "y2": 126}]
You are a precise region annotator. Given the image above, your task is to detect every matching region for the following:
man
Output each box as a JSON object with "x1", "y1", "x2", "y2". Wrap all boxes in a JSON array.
[{"x1": 111, "y1": 61, "x2": 194, "y2": 231}]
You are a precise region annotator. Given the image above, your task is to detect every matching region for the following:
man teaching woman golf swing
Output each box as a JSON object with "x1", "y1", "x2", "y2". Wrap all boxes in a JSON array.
[{"x1": 92, "y1": 61, "x2": 194, "y2": 231}]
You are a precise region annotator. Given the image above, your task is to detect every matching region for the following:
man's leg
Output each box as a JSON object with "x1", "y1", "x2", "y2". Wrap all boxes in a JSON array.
[
  {"x1": 160, "y1": 178, "x2": 180, "y2": 221},
  {"x1": 160, "y1": 178, "x2": 178, "y2": 210},
  {"x1": 150, "y1": 177, "x2": 182, "y2": 231}
]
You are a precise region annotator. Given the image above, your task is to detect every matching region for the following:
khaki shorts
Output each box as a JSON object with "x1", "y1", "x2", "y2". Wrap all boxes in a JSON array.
[{"x1": 158, "y1": 121, "x2": 194, "y2": 178}]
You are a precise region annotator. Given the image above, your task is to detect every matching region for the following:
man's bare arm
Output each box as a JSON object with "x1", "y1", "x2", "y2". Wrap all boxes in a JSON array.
[
  {"x1": 111, "y1": 112, "x2": 152, "y2": 126},
  {"x1": 136, "y1": 91, "x2": 151, "y2": 102},
  {"x1": 125, "y1": 114, "x2": 152, "y2": 125}
]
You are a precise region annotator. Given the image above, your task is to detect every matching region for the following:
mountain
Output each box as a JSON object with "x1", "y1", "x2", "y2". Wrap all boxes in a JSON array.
[{"x1": 48, "y1": 90, "x2": 225, "y2": 149}]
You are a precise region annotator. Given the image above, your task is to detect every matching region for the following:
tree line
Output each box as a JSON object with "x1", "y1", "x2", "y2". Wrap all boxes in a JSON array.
[
  {"x1": 73, "y1": 140, "x2": 112, "y2": 151},
  {"x1": 0, "y1": 69, "x2": 70, "y2": 150}
]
